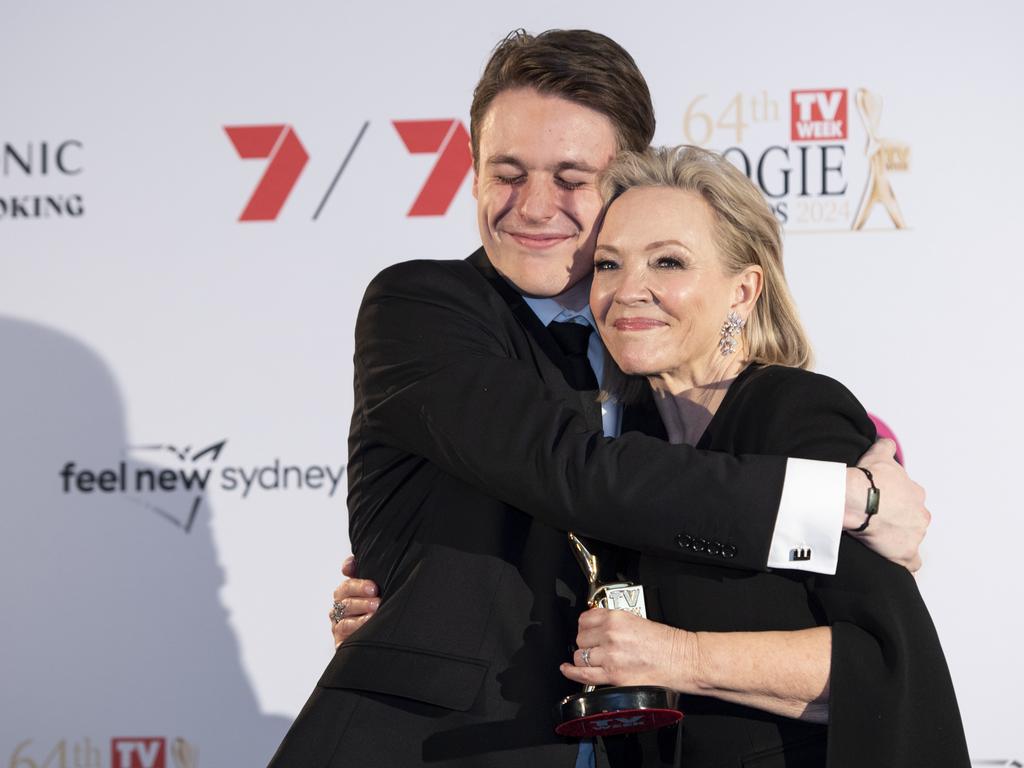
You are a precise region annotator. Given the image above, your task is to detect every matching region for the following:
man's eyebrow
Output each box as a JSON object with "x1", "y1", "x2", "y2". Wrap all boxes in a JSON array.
[
  {"x1": 553, "y1": 161, "x2": 601, "y2": 174},
  {"x1": 486, "y1": 155, "x2": 525, "y2": 168}
]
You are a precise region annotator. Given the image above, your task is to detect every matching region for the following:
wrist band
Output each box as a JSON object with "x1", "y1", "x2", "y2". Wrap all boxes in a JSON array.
[{"x1": 853, "y1": 466, "x2": 880, "y2": 532}]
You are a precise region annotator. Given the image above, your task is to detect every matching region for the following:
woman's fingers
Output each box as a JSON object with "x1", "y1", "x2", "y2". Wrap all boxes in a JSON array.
[
  {"x1": 328, "y1": 576, "x2": 381, "y2": 648},
  {"x1": 573, "y1": 646, "x2": 604, "y2": 669},
  {"x1": 333, "y1": 613, "x2": 374, "y2": 648},
  {"x1": 333, "y1": 596, "x2": 380, "y2": 619},
  {"x1": 341, "y1": 555, "x2": 357, "y2": 577},
  {"x1": 576, "y1": 607, "x2": 627, "y2": 649},
  {"x1": 333, "y1": 578, "x2": 378, "y2": 603},
  {"x1": 578, "y1": 606, "x2": 612, "y2": 628},
  {"x1": 560, "y1": 662, "x2": 610, "y2": 686}
]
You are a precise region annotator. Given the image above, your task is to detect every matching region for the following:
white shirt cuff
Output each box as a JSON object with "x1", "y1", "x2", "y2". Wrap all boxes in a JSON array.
[{"x1": 766, "y1": 457, "x2": 846, "y2": 575}]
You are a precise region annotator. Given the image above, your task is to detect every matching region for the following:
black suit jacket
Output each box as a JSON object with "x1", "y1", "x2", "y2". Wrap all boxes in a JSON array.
[
  {"x1": 631, "y1": 364, "x2": 969, "y2": 768},
  {"x1": 269, "y1": 252, "x2": 796, "y2": 767}
]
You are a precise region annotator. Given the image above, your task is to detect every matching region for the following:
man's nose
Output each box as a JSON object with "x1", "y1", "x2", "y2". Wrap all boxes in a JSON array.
[{"x1": 516, "y1": 176, "x2": 557, "y2": 222}]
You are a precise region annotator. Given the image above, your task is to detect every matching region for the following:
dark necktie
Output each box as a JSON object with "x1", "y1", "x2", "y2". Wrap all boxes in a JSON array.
[{"x1": 548, "y1": 320, "x2": 599, "y2": 392}]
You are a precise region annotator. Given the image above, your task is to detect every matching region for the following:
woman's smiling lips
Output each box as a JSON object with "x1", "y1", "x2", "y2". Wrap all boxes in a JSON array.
[{"x1": 613, "y1": 317, "x2": 668, "y2": 331}]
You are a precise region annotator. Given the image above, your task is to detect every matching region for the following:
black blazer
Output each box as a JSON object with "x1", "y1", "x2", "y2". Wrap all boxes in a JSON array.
[
  {"x1": 270, "y1": 252, "x2": 801, "y2": 767},
  {"x1": 630, "y1": 364, "x2": 969, "y2": 768}
]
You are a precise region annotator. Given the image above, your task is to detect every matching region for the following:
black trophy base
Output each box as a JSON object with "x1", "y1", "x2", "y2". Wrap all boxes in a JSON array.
[{"x1": 555, "y1": 685, "x2": 683, "y2": 737}]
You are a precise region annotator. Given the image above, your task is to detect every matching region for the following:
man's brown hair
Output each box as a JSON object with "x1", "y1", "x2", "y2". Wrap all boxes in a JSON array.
[{"x1": 469, "y1": 29, "x2": 656, "y2": 167}]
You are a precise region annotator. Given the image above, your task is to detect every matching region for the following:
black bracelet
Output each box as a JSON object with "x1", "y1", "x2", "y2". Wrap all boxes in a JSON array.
[{"x1": 853, "y1": 466, "x2": 880, "y2": 532}]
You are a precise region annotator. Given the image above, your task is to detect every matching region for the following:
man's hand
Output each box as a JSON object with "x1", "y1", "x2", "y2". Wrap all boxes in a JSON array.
[
  {"x1": 845, "y1": 438, "x2": 929, "y2": 571},
  {"x1": 329, "y1": 556, "x2": 380, "y2": 648}
]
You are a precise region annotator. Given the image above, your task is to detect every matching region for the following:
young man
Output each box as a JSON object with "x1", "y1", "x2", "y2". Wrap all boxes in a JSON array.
[{"x1": 271, "y1": 30, "x2": 927, "y2": 768}]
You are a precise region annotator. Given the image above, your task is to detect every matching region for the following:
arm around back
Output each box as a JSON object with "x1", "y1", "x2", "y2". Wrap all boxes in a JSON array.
[{"x1": 355, "y1": 260, "x2": 788, "y2": 571}]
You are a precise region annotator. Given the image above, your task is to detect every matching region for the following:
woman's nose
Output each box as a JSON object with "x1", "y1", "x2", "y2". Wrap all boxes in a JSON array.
[{"x1": 614, "y1": 266, "x2": 652, "y2": 304}]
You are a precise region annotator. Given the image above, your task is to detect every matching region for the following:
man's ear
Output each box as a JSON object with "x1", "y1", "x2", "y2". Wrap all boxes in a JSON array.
[{"x1": 470, "y1": 140, "x2": 478, "y2": 199}]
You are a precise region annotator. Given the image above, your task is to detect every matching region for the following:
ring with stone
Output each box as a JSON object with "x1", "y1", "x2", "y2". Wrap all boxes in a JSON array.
[
  {"x1": 331, "y1": 601, "x2": 346, "y2": 624},
  {"x1": 580, "y1": 647, "x2": 592, "y2": 667}
]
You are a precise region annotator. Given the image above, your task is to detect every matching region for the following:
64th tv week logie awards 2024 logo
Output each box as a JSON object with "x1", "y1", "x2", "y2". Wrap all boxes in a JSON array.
[
  {"x1": 680, "y1": 86, "x2": 910, "y2": 233},
  {"x1": 8, "y1": 736, "x2": 198, "y2": 768}
]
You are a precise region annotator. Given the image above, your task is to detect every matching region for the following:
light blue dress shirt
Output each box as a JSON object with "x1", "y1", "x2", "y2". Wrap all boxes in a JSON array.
[{"x1": 522, "y1": 296, "x2": 622, "y2": 440}]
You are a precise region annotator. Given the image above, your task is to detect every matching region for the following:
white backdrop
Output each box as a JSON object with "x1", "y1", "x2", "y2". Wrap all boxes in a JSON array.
[{"x1": 3, "y1": 1, "x2": 1022, "y2": 765}]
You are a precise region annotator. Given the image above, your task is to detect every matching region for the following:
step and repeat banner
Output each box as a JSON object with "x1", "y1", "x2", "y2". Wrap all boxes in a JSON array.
[{"x1": 3, "y1": 1, "x2": 1022, "y2": 765}]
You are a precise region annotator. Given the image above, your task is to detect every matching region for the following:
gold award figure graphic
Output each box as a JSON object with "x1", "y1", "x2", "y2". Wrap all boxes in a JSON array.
[
  {"x1": 852, "y1": 88, "x2": 910, "y2": 230},
  {"x1": 555, "y1": 533, "x2": 683, "y2": 737},
  {"x1": 171, "y1": 738, "x2": 198, "y2": 768}
]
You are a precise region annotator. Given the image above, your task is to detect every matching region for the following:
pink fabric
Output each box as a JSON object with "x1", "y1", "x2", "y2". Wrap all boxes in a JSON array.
[{"x1": 868, "y1": 413, "x2": 904, "y2": 465}]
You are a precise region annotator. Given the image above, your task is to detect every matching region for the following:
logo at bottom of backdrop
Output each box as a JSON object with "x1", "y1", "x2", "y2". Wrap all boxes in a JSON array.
[
  {"x1": 112, "y1": 738, "x2": 198, "y2": 768},
  {"x1": 7, "y1": 736, "x2": 198, "y2": 768}
]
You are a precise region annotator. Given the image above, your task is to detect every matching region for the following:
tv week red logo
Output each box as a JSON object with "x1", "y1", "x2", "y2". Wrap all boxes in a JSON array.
[
  {"x1": 790, "y1": 89, "x2": 848, "y2": 141},
  {"x1": 112, "y1": 738, "x2": 166, "y2": 768}
]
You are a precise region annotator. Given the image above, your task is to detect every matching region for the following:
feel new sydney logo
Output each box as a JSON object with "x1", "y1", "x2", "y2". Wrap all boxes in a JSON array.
[{"x1": 59, "y1": 439, "x2": 345, "y2": 533}]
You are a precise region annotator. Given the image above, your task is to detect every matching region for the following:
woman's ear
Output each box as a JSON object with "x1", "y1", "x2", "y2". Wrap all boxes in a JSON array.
[{"x1": 732, "y1": 265, "x2": 763, "y2": 318}]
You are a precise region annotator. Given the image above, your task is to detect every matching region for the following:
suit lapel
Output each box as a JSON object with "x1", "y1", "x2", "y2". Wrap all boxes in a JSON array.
[{"x1": 467, "y1": 249, "x2": 602, "y2": 430}]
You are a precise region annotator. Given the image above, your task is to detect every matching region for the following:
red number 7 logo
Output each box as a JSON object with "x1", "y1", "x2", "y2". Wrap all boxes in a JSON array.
[
  {"x1": 224, "y1": 124, "x2": 309, "y2": 221},
  {"x1": 393, "y1": 120, "x2": 473, "y2": 216}
]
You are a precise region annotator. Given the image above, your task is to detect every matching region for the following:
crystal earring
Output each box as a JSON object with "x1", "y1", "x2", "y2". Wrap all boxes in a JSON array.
[{"x1": 719, "y1": 311, "x2": 746, "y2": 356}]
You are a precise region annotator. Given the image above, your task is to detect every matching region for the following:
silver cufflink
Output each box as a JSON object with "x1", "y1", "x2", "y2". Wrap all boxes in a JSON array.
[{"x1": 790, "y1": 547, "x2": 812, "y2": 561}]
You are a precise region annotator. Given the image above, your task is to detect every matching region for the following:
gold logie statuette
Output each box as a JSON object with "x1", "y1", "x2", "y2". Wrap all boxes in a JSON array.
[
  {"x1": 569, "y1": 532, "x2": 647, "y2": 619},
  {"x1": 556, "y1": 533, "x2": 683, "y2": 738},
  {"x1": 852, "y1": 88, "x2": 910, "y2": 230}
]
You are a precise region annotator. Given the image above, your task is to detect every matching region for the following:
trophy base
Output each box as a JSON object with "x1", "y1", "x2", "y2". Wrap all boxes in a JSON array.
[{"x1": 554, "y1": 685, "x2": 683, "y2": 737}]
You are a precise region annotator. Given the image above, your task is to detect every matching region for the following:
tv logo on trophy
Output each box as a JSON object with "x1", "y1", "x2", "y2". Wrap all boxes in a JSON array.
[{"x1": 790, "y1": 88, "x2": 848, "y2": 141}]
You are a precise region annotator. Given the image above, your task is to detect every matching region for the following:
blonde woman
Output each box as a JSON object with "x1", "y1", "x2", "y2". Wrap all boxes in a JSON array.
[{"x1": 556, "y1": 146, "x2": 967, "y2": 766}]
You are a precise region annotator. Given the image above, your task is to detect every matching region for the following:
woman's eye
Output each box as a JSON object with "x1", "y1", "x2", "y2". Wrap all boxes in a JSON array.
[
  {"x1": 594, "y1": 259, "x2": 619, "y2": 271},
  {"x1": 655, "y1": 255, "x2": 685, "y2": 269}
]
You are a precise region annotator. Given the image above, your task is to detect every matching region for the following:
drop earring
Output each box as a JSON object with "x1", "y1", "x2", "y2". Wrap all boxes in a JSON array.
[{"x1": 719, "y1": 311, "x2": 745, "y2": 356}]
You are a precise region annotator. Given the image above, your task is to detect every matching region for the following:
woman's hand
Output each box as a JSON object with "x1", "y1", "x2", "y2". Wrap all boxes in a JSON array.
[
  {"x1": 329, "y1": 556, "x2": 380, "y2": 648},
  {"x1": 559, "y1": 608, "x2": 695, "y2": 691},
  {"x1": 560, "y1": 608, "x2": 831, "y2": 723}
]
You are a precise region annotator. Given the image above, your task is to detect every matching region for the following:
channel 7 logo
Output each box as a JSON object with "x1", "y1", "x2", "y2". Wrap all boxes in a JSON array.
[{"x1": 224, "y1": 120, "x2": 472, "y2": 221}]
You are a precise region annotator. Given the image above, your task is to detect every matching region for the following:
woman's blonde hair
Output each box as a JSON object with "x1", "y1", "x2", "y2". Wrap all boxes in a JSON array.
[{"x1": 598, "y1": 145, "x2": 813, "y2": 391}]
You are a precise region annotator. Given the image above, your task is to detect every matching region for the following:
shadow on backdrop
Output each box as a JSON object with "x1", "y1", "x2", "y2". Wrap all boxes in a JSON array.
[{"x1": 0, "y1": 316, "x2": 289, "y2": 766}]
